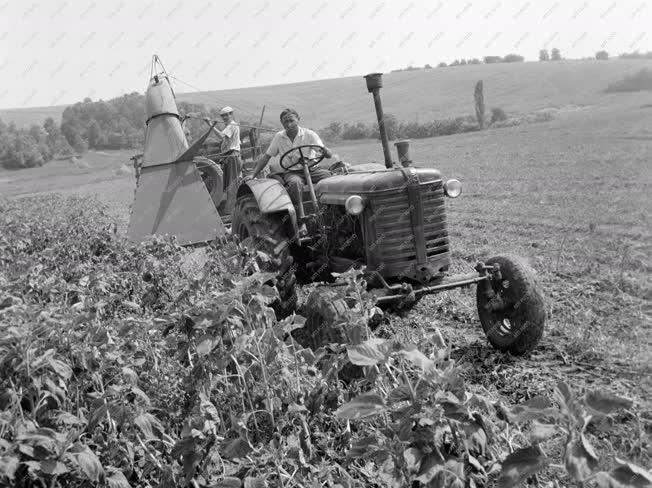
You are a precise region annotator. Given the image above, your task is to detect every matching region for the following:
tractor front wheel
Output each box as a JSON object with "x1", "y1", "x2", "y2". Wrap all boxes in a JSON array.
[
  {"x1": 232, "y1": 194, "x2": 297, "y2": 318},
  {"x1": 476, "y1": 255, "x2": 545, "y2": 355}
]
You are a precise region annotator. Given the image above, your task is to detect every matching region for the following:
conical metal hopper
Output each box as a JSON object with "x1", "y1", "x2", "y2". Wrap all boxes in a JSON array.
[{"x1": 127, "y1": 59, "x2": 226, "y2": 245}]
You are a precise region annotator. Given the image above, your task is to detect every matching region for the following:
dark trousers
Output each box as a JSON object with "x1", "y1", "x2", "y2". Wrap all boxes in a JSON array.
[
  {"x1": 222, "y1": 151, "x2": 242, "y2": 214},
  {"x1": 273, "y1": 168, "x2": 331, "y2": 218}
]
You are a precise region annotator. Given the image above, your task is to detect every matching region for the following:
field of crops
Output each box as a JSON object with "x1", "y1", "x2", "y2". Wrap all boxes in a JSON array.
[{"x1": 1, "y1": 82, "x2": 651, "y2": 485}]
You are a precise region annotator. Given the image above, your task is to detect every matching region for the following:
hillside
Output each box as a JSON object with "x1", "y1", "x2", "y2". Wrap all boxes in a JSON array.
[
  {"x1": 2, "y1": 59, "x2": 652, "y2": 129},
  {"x1": 0, "y1": 105, "x2": 69, "y2": 127}
]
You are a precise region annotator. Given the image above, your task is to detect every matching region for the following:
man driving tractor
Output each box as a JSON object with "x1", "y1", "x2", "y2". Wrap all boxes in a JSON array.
[{"x1": 248, "y1": 108, "x2": 337, "y2": 233}]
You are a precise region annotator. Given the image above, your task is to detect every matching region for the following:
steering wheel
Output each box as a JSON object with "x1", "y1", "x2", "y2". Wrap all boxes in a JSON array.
[{"x1": 279, "y1": 145, "x2": 327, "y2": 171}]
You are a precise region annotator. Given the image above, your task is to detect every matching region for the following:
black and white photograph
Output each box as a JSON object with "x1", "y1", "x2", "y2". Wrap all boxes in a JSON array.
[{"x1": 0, "y1": 0, "x2": 650, "y2": 485}]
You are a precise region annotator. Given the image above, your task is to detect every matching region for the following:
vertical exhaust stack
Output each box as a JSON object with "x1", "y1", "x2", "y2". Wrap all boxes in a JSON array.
[{"x1": 364, "y1": 73, "x2": 394, "y2": 169}]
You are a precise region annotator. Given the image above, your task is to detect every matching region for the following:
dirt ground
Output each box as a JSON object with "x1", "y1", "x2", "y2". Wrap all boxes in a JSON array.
[{"x1": 1, "y1": 94, "x2": 651, "y2": 467}]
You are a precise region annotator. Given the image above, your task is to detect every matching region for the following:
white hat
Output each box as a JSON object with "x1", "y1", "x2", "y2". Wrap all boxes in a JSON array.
[{"x1": 219, "y1": 106, "x2": 234, "y2": 115}]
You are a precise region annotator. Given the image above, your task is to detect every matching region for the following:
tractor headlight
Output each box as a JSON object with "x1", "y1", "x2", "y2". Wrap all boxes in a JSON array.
[
  {"x1": 345, "y1": 195, "x2": 365, "y2": 215},
  {"x1": 444, "y1": 179, "x2": 462, "y2": 198}
]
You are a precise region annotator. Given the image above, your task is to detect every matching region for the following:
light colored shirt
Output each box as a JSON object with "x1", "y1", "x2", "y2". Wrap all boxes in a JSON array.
[
  {"x1": 266, "y1": 126, "x2": 324, "y2": 171},
  {"x1": 221, "y1": 121, "x2": 240, "y2": 153}
]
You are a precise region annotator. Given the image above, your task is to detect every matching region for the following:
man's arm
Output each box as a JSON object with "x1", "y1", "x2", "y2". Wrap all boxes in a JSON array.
[
  {"x1": 203, "y1": 118, "x2": 225, "y2": 139},
  {"x1": 309, "y1": 130, "x2": 333, "y2": 158},
  {"x1": 250, "y1": 153, "x2": 271, "y2": 179}
]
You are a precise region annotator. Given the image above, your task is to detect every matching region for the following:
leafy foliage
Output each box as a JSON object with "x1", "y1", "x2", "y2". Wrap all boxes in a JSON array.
[
  {"x1": 0, "y1": 117, "x2": 71, "y2": 169},
  {"x1": 0, "y1": 194, "x2": 649, "y2": 487},
  {"x1": 60, "y1": 94, "x2": 146, "y2": 151}
]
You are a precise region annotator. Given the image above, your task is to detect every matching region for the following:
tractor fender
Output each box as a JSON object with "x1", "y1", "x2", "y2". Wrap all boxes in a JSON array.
[{"x1": 237, "y1": 178, "x2": 298, "y2": 231}]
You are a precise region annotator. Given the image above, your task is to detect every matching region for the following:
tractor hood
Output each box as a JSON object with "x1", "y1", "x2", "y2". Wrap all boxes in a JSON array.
[{"x1": 316, "y1": 167, "x2": 442, "y2": 199}]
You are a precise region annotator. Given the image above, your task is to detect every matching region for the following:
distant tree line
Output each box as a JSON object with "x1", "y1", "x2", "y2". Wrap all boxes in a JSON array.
[
  {"x1": 399, "y1": 47, "x2": 652, "y2": 68},
  {"x1": 0, "y1": 117, "x2": 71, "y2": 169},
  {"x1": 319, "y1": 111, "x2": 506, "y2": 142},
  {"x1": 0, "y1": 91, "x2": 276, "y2": 169},
  {"x1": 438, "y1": 58, "x2": 482, "y2": 67},
  {"x1": 618, "y1": 50, "x2": 652, "y2": 59}
]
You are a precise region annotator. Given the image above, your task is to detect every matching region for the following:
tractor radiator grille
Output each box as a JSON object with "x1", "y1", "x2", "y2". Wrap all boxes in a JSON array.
[{"x1": 368, "y1": 180, "x2": 450, "y2": 278}]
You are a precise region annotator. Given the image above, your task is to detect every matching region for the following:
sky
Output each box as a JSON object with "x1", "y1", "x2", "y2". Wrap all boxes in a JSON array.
[{"x1": 0, "y1": 0, "x2": 650, "y2": 109}]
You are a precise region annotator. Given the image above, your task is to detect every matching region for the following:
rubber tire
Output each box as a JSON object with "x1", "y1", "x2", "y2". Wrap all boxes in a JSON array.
[
  {"x1": 476, "y1": 255, "x2": 545, "y2": 355},
  {"x1": 194, "y1": 157, "x2": 224, "y2": 208},
  {"x1": 232, "y1": 194, "x2": 297, "y2": 318}
]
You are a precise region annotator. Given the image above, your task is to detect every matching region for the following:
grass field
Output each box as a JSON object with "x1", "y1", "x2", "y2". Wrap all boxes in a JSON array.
[
  {"x1": 3, "y1": 58, "x2": 652, "y2": 129},
  {"x1": 1, "y1": 63, "x2": 651, "y2": 479}
]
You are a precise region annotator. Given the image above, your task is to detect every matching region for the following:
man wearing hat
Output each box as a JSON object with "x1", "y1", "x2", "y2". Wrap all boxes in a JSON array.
[
  {"x1": 248, "y1": 108, "x2": 336, "y2": 233},
  {"x1": 206, "y1": 106, "x2": 242, "y2": 211}
]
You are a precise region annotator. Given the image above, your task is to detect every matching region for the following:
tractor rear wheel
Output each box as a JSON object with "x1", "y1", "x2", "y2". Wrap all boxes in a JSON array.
[
  {"x1": 194, "y1": 156, "x2": 224, "y2": 209},
  {"x1": 476, "y1": 255, "x2": 545, "y2": 355},
  {"x1": 232, "y1": 194, "x2": 297, "y2": 318}
]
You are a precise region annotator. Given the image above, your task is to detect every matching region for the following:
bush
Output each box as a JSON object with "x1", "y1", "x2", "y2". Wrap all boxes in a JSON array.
[
  {"x1": 596, "y1": 50, "x2": 609, "y2": 60},
  {"x1": 320, "y1": 122, "x2": 342, "y2": 142},
  {"x1": 484, "y1": 55, "x2": 503, "y2": 64},
  {"x1": 539, "y1": 49, "x2": 550, "y2": 61},
  {"x1": 490, "y1": 107, "x2": 508, "y2": 124},
  {"x1": 606, "y1": 69, "x2": 652, "y2": 92},
  {"x1": 341, "y1": 122, "x2": 371, "y2": 140},
  {"x1": 503, "y1": 53, "x2": 525, "y2": 63},
  {"x1": 551, "y1": 47, "x2": 562, "y2": 60},
  {"x1": 370, "y1": 113, "x2": 399, "y2": 140},
  {"x1": 437, "y1": 62, "x2": 447, "y2": 67}
]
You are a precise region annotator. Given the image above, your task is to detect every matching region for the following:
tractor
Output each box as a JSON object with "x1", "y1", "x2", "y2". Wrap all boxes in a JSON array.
[{"x1": 230, "y1": 73, "x2": 545, "y2": 355}]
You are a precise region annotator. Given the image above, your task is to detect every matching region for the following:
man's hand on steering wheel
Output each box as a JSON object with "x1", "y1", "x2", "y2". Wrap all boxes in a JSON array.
[{"x1": 279, "y1": 145, "x2": 330, "y2": 171}]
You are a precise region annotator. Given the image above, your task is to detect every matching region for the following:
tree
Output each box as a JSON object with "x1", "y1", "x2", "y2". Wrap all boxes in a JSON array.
[
  {"x1": 474, "y1": 81, "x2": 485, "y2": 130},
  {"x1": 424, "y1": 63, "x2": 432, "y2": 69},
  {"x1": 539, "y1": 49, "x2": 550, "y2": 61},
  {"x1": 596, "y1": 50, "x2": 609, "y2": 60},
  {"x1": 438, "y1": 62, "x2": 447, "y2": 67},
  {"x1": 551, "y1": 48, "x2": 561, "y2": 61},
  {"x1": 460, "y1": 59, "x2": 467, "y2": 65},
  {"x1": 468, "y1": 58, "x2": 481, "y2": 65},
  {"x1": 71, "y1": 133, "x2": 88, "y2": 153}
]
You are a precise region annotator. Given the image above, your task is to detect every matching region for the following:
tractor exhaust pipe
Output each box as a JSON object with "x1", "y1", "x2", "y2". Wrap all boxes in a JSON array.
[
  {"x1": 364, "y1": 73, "x2": 393, "y2": 169},
  {"x1": 394, "y1": 139, "x2": 412, "y2": 167}
]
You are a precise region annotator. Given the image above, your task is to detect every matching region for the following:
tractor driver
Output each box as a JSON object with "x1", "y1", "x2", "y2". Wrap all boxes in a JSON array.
[{"x1": 248, "y1": 108, "x2": 335, "y2": 232}]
